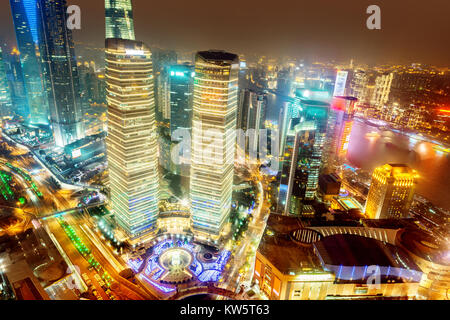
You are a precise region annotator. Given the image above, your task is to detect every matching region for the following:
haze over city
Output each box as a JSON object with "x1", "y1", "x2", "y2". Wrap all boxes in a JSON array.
[{"x1": 0, "y1": 0, "x2": 448, "y2": 308}]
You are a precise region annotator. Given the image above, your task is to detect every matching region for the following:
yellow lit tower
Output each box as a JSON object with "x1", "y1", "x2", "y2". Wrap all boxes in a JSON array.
[
  {"x1": 364, "y1": 164, "x2": 418, "y2": 219},
  {"x1": 105, "y1": 39, "x2": 159, "y2": 241},
  {"x1": 190, "y1": 51, "x2": 239, "y2": 240}
]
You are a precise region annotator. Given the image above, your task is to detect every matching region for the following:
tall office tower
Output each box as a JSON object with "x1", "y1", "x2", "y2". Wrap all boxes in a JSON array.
[
  {"x1": 237, "y1": 89, "x2": 267, "y2": 156},
  {"x1": 333, "y1": 70, "x2": 349, "y2": 97},
  {"x1": 105, "y1": 39, "x2": 159, "y2": 239},
  {"x1": 190, "y1": 51, "x2": 239, "y2": 239},
  {"x1": 105, "y1": 0, "x2": 135, "y2": 40},
  {"x1": 162, "y1": 64, "x2": 194, "y2": 184},
  {"x1": 349, "y1": 69, "x2": 368, "y2": 105},
  {"x1": 278, "y1": 99, "x2": 328, "y2": 214},
  {"x1": 38, "y1": 0, "x2": 84, "y2": 147},
  {"x1": 371, "y1": 72, "x2": 393, "y2": 108},
  {"x1": 326, "y1": 96, "x2": 357, "y2": 168},
  {"x1": 153, "y1": 49, "x2": 177, "y2": 123},
  {"x1": 7, "y1": 48, "x2": 29, "y2": 120},
  {"x1": 0, "y1": 47, "x2": 13, "y2": 118},
  {"x1": 278, "y1": 120, "x2": 317, "y2": 215},
  {"x1": 10, "y1": 0, "x2": 49, "y2": 126},
  {"x1": 365, "y1": 164, "x2": 418, "y2": 219},
  {"x1": 169, "y1": 64, "x2": 194, "y2": 138}
]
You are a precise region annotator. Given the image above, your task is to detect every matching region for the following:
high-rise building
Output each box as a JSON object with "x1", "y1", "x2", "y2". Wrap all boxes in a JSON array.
[
  {"x1": 279, "y1": 120, "x2": 317, "y2": 215},
  {"x1": 190, "y1": 50, "x2": 239, "y2": 239},
  {"x1": 325, "y1": 96, "x2": 357, "y2": 167},
  {"x1": 0, "y1": 47, "x2": 13, "y2": 118},
  {"x1": 237, "y1": 89, "x2": 267, "y2": 156},
  {"x1": 105, "y1": 38, "x2": 159, "y2": 240},
  {"x1": 169, "y1": 64, "x2": 194, "y2": 138},
  {"x1": 365, "y1": 164, "x2": 418, "y2": 219},
  {"x1": 10, "y1": 0, "x2": 49, "y2": 126},
  {"x1": 105, "y1": 0, "x2": 135, "y2": 40},
  {"x1": 277, "y1": 99, "x2": 329, "y2": 215},
  {"x1": 6, "y1": 47, "x2": 29, "y2": 120},
  {"x1": 38, "y1": 0, "x2": 85, "y2": 147},
  {"x1": 371, "y1": 72, "x2": 393, "y2": 108}
]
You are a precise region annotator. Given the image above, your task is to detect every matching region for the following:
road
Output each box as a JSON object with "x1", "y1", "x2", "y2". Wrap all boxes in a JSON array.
[{"x1": 223, "y1": 157, "x2": 271, "y2": 293}]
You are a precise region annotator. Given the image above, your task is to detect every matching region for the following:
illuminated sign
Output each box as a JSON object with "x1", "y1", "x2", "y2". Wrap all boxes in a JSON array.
[
  {"x1": 72, "y1": 149, "x2": 82, "y2": 159},
  {"x1": 333, "y1": 71, "x2": 348, "y2": 96},
  {"x1": 170, "y1": 71, "x2": 187, "y2": 77},
  {"x1": 125, "y1": 49, "x2": 144, "y2": 56}
]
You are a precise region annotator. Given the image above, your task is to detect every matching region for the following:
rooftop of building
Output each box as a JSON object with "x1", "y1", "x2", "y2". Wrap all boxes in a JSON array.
[
  {"x1": 257, "y1": 214, "x2": 323, "y2": 275},
  {"x1": 375, "y1": 163, "x2": 418, "y2": 178},
  {"x1": 197, "y1": 50, "x2": 238, "y2": 63},
  {"x1": 314, "y1": 234, "x2": 421, "y2": 270},
  {"x1": 397, "y1": 228, "x2": 450, "y2": 266}
]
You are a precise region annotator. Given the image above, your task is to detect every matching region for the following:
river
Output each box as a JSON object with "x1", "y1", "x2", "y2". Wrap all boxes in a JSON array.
[{"x1": 265, "y1": 92, "x2": 450, "y2": 210}]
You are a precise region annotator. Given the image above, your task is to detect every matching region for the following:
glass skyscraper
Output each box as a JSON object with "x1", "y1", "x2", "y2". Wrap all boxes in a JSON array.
[
  {"x1": 169, "y1": 64, "x2": 194, "y2": 139},
  {"x1": 190, "y1": 51, "x2": 239, "y2": 239},
  {"x1": 278, "y1": 99, "x2": 329, "y2": 215},
  {"x1": 105, "y1": 0, "x2": 135, "y2": 40},
  {"x1": 0, "y1": 47, "x2": 13, "y2": 118},
  {"x1": 105, "y1": 38, "x2": 159, "y2": 240},
  {"x1": 9, "y1": 0, "x2": 49, "y2": 125},
  {"x1": 38, "y1": 0, "x2": 84, "y2": 147},
  {"x1": 7, "y1": 48, "x2": 29, "y2": 120}
]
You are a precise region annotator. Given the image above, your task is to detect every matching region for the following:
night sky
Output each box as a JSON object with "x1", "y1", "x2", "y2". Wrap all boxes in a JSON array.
[{"x1": 0, "y1": 0, "x2": 449, "y2": 65}]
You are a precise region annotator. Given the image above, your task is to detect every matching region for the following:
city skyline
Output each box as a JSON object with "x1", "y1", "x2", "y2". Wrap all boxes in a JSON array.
[
  {"x1": 0, "y1": 0, "x2": 448, "y2": 305},
  {"x1": 0, "y1": 1, "x2": 448, "y2": 66}
]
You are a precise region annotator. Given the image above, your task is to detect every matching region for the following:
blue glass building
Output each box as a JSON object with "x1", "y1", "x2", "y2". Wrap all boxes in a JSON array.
[{"x1": 9, "y1": 0, "x2": 49, "y2": 126}]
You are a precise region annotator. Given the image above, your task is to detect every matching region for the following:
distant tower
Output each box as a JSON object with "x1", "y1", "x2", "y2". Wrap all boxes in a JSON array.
[
  {"x1": 105, "y1": 0, "x2": 135, "y2": 40},
  {"x1": 9, "y1": 0, "x2": 49, "y2": 125},
  {"x1": 190, "y1": 50, "x2": 239, "y2": 240},
  {"x1": 237, "y1": 89, "x2": 267, "y2": 156},
  {"x1": 278, "y1": 99, "x2": 328, "y2": 215},
  {"x1": 365, "y1": 164, "x2": 418, "y2": 219},
  {"x1": 38, "y1": 0, "x2": 84, "y2": 146},
  {"x1": 326, "y1": 96, "x2": 357, "y2": 168},
  {"x1": 169, "y1": 64, "x2": 194, "y2": 139},
  {"x1": 0, "y1": 47, "x2": 13, "y2": 118},
  {"x1": 105, "y1": 39, "x2": 159, "y2": 240},
  {"x1": 6, "y1": 47, "x2": 29, "y2": 120}
]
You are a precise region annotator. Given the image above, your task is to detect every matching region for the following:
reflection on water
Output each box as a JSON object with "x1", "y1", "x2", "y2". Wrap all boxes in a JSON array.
[{"x1": 347, "y1": 120, "x2": 450, "y2": 210}]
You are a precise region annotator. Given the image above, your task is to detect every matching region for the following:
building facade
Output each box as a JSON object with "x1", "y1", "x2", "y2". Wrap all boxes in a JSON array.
[
  {"x1": 38, "y1": 0, "x2": 84, "y2": 147},
  {"x1": 190, "y1": 51, "x2": 239, "y2": 239},
  {"x1": 169, "y1": 64, "x2": 194, "y2": 139},
  {"x1": 9, "y1": 0, "x2": 49, "y2": 125},
  {"x1": 364, "y1": 164, "x2": 418, "y2": 219},
  {"x1": 105, "y1": 39, "x2": 159, "y2": 240},
  {"x1": 105, "y1": 0, "x2": 135, "y2": 40},
  {"x1": 0, "y1": 47, "x2": 13, "y2": 119}
]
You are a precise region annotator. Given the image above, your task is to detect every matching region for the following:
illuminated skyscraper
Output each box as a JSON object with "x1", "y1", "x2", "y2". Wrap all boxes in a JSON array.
[
  {"x1": 38, "y1": 0, "x2": 84, "y2": 146},
  {"x1": 169, "y1": 64, "x2": 194, "y2": 138},
  {"x1": 7, "y1": 47, "x2": 29, "y2": 120},
  {"x1": 325, "y1": 96, "x2": 357, "y2": 168},
  {"x1": 0, "y1": 47, "x2": 13, "y2": 118},
  {"x1": 237, "y1": 89, "x2": 267, "y2": 155},
  {"x1": 370, "y1": 72, "x2": 393, "y2": 108},
  {"x1": 190, "y1": 51, "x2": 239, "y2": 239},
  {"x1": 9, "y1": 0, "x2": 49, "y2": 125},
  {"x1": 278, "y1": 99, "x2": 329, "y2": 215},
  {"x1": 105, "y1": 39, "x2": 159, "y2": 239},
  {"x1": 105, "y1": 0, "x2": 135, "y2": 40},
  {"x1": 365, "y1": 164, "x2": 418, "y2": 219}
]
